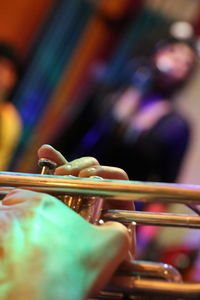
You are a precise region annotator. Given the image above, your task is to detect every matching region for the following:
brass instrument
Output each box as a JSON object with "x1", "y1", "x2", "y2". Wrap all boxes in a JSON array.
[{"x1": 0, "y1": 170, "x2": 199, "y2": 299}]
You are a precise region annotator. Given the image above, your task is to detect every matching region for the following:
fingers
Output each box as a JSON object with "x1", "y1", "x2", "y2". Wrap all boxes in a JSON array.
[
  {"x1": 38, "y1": 145, "x2": 100, "y2": 177},
  {"x1": 38, "y1": 145, "x2": 129, "y2": 181},
  {"x1": 89, "y1": 220, "x2": 131, "y2": 294},
  {"x1": 78, "y1": 165, "x2": 129, "y2": 180},
  {"x1": 38, "y1": 144, "x2": 68, "y2": 166},
  {"x1": 55, "y1": 156, "x2": 99, "y2": 176},
  {"x1": 0, "y1": 189, "x2": 44, "y2": 220},
  {"x1": 1, "y1": 189, "x2": 58, "y2": 213},
  {"x1": 78, "y1": 164, "x2": 132, "y2": 211},
  {"x1": 56, "y1": 160, "x2": 128, "y2": 180},
  {"x1": 2, "y1": 189, "x2": 40, "y2": 206},
  {"x1": 97, "y1": 221, "x2": 131, "y2": 260}
]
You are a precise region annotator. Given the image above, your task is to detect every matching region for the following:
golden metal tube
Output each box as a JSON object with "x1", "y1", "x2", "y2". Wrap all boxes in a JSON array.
[
  {"x1": 0, "y1": 171, "x2": 199, "y2": 299},
  {"x1": 107, "y1": 277, "x2": 200, "y2": 299},
  {"x1": 0, "y1": 172, "x2": 200, "y2": 204},
  {"x1": 102, "y1": 210, "x2": 200, "y2": 228},
  {"x1": 0, "y1": 171, "x2": 199, "y2": 228},
  {"x1": 117, "y1": 260, "x2": 182, "y2": 283}
]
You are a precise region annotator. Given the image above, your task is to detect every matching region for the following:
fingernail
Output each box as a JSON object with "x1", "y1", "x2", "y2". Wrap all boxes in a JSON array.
[{"x1": 42, "y1": 144, "x2": 54, "y2": 149}]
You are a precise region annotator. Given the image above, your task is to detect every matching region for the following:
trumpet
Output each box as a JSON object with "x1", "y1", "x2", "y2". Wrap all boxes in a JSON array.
[{"x1": 0, "y1": 170, "x2": 199, "y2": 299}]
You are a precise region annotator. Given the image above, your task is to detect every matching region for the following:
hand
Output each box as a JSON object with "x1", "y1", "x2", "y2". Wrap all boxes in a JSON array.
[
  {"x1": 38, "y1": 144, "x2": 129, "y2": 179},
  {"x1": 0, "y1": 188, "x2": 131, "y2": 300},
  {"x1": 38, "y1": 144, "x2": 134, "y2": 210},
  {"x1": 38, "y1": 144, "x2": 135, "y2": 257}
]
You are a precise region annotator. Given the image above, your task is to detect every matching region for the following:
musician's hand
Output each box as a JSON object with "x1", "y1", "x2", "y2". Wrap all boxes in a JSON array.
[
  {"x1": 38, "y1": 144, "x2": 135, "y2": 257},
  {"x1": 0, "y1": 189, "x2": 130, "y2": 299},
  {"x1": 38, "y1": 144, "x2": 134, "y2": 208},
  {"x1": 38, "y1": 144, "x2": 129, "y2": 179}
]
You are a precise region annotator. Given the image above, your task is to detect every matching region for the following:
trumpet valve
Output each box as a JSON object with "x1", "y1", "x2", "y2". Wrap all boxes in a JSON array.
[{"x1": 38, "y1": 158, "x2": 57, "y2": 175}]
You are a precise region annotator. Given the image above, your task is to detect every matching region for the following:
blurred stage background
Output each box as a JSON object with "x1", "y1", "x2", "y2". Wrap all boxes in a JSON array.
[{"x1": 0, "y1": 0, "x2": 200, "y2": 185}]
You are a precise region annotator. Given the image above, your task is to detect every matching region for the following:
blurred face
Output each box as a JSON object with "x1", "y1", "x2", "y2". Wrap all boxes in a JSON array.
[{"x1": 153, "y1": 43, "x2": 196, "y2": 85}]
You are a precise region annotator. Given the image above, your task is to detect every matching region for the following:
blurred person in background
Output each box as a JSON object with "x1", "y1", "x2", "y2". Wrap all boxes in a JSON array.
[
  {"x1": 55, "y1": 36, "x2": 197, "y2": 184},
  {"x1": 0, "y1": 42, "x2": 22, "y2": 171}
]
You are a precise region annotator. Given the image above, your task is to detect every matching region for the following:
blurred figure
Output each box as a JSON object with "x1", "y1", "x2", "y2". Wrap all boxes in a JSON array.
[
  {"x1": 54, "y1": 37, "x2": 197, "y2": 184},
  {"x1": 0, "y1": 42, "x2": 22, "y2": 170},
  {"x1": 101, "y1": 38, "x2": 196, "y2": 183}
]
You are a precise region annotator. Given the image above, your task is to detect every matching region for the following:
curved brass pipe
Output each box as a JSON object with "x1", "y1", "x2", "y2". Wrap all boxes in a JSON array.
[
  {"x1": 105, "y1": 278, "x2": 200, "y2": 299},
  {"x1": 116, "y1": 260, "x2": 182, "y2": 283}
]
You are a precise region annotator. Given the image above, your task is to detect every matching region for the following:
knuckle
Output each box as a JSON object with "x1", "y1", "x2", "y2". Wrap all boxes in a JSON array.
[{"x1": 84, "y1": 156, "x2": 99, "y2": 166}]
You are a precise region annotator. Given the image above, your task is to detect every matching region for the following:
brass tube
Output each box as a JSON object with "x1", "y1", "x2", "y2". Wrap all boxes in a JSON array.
[
  {"x1": 0, "y1": 171, "x2": 199, "y2": 299},
  {"x1": 0, "y1": 172, "x2": 200, "y2": 204},
  {"x1": 102, "y1": 210, "x2": 200, "y2": 228},
  {"x1": 117, "y1": 260, "x2": 182, "y2": 283},
  {"x1": 108, "y1": 277, "x2": 200, "y2": 299}
]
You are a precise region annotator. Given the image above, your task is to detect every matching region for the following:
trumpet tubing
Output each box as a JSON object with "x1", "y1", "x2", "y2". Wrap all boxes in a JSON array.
[
  {"x1": 0, "y1": 171, "x2": 200, "y2": 299},
  {"x1": 0, "y1": 171, "x2": 200, "y2": 226},
  {"x1": 102, "y1": 210, "x2": 200, "y2": 228},
  {"x1": 0, "y1": 171, "x2": 200, "y2": 204}
]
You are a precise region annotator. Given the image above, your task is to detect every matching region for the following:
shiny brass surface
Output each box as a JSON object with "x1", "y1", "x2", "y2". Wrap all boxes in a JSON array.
[
  {"x1": 0, "y1": 171, "x2": 199, "y2": 299},
  {"x1": 0, "y1": 172, "x2": 200, "y2": 204},
  {"x1": 106, "y1": 277, "x2": 200, "y2": 299},
  {"x1": 102, "y1": 210, "x2": 200, "y2": 228},
  {"x1": 116, "y1": 260, "x2": 182, "y2": 282}
]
